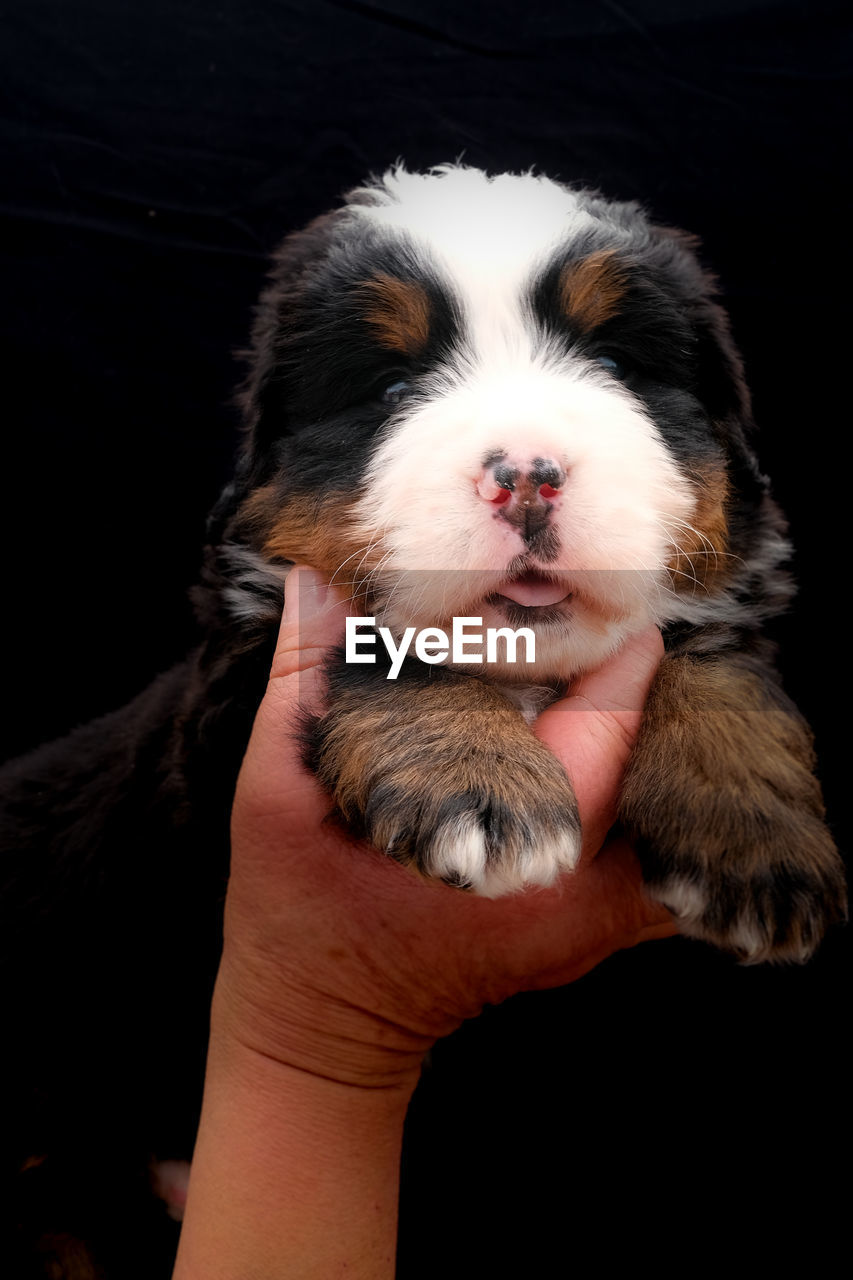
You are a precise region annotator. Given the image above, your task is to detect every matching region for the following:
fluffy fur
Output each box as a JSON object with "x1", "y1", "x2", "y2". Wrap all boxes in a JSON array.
[
  {"x1": 0, "y1": 163, "x2": 846, "y2": 1274},
  {"x1": 220, "y1": 163, "x2": 844, "y2": 953}
]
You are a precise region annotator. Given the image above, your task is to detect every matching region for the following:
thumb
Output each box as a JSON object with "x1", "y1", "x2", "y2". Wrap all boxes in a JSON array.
[
  {"x1": 232, "y1": 567, "x2": 349, "y2": 824},
  {"x1": 269, "y1": 565, "x2": 351, "y2": 689}
]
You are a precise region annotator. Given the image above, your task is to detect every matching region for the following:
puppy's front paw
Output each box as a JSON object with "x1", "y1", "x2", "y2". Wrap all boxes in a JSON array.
[
  {"x1": 362, "y1": 752, "x2": 581, "y2": 897},
  {"x1": 621, "y1": 652, "x2": 848, "y2": 963},
  {"x1": 306, "y1": 674, "x2": 580, "y2": 896},
  {"x1": 638, "y1": 811, "x2": 847, "y2": 964}
]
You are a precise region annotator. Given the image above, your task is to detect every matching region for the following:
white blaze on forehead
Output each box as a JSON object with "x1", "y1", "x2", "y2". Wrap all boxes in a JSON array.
[
  {"x1": 352, "y1": 165, "x2": 592, "y2": 271},
  {"x1": 351, "y1": 164, "x2": 596, "y2": 355}
]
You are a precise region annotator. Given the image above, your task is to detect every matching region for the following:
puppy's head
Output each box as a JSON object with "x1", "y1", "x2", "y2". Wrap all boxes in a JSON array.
[{"x1": 220, "y1": 164, "x2": 789, "y2": 680}]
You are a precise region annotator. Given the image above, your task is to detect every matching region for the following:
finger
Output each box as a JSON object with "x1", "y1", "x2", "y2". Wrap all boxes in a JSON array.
[
  {"x1": 587, "y1": 836, "x2": 677, "y2": 946},
  {"x1": 475, "y1": 836, "x2": 677, "y2": 1000},
  {"x1": 234, "y1": 567, "x2": 349, "y2": 826},
  {"x1": 533, "y1": 626, "x2": 663, "y2": 853},
  {"x1": 569, "y1": 624, "x2": 664, "y2": 716},
  {"x1": 548, "y1": 836, "x2": 677, "y2": 985},
  {"x1": 269, "y1": 565, "x2": 351, "y2": 685}
]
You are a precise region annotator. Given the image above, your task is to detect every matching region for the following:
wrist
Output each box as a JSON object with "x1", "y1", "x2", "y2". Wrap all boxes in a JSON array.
[
  {"x1": 203, "y1": 1018, "x2": 416, "y2": 1147},
  {"x1": 175, "y1": 1010, "x2": 412, "y2": 1280},
  {"x1": 211, "y1": 947, "x2": 434, "y2": 1092}
]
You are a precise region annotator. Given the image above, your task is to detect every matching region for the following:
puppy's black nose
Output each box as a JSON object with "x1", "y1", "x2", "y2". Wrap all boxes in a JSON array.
[{"x1": 477, "y1": 455, "x2": 566, "y2": 541}]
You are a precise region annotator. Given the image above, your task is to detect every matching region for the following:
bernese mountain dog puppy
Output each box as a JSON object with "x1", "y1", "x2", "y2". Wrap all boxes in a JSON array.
[
  {"x1": 1, "y1": 163, "x2": 846, "y2": 1274},
  {"x1": 222, "y1": 162, "x2": 844, "y2": 953}
]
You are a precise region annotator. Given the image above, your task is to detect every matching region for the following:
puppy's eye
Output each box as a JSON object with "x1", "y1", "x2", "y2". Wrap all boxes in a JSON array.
[
  {"x1": 381, "y1": 379, "x2": 412, "y2": 407},
  {"x1": 594, "y1": 354, "x2": 626, "y2": 379}
]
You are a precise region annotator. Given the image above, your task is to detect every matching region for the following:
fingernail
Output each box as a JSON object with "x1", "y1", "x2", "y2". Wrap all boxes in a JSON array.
[{"x1": 283, "y1": 566, "x2": 332, "y2": 624}]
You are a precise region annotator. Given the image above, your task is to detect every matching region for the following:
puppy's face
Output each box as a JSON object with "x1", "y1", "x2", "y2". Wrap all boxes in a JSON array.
[{"x1": 230, "y1": 165, "x2": 775, "y2": 681}]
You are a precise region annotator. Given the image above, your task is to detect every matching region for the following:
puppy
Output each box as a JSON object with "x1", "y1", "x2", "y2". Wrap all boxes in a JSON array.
[
  {"x1": 220, "y1": 162, "x2": 845, "y2": 960},
  {"x1": 0, "y1": 163, "x2": 846, "y2": 1273}
]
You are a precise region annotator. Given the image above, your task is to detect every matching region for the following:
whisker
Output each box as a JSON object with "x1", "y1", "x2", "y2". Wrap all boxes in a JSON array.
[{"x1": 328, "y1": 538, "x2": 382, "y2": 589}]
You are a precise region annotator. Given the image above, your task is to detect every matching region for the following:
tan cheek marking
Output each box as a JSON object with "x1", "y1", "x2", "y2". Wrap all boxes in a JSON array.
[
  {"x1": 668, "y1": 463, "x2": 731, "y2": 591},
  {"x1": 236, "y1": 485, "x2": 379, "y2": 599},
  {"x1": 559, "y1": 249, "x2": 627, "y2": 332},
  {"x1": 361, "y1": 274, "x2": 431, "y2": 355}
]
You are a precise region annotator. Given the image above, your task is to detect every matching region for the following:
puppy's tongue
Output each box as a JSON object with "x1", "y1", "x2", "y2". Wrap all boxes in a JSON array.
[{"x1": 498, "y1": 573, "x2": 570, "y2": 607}]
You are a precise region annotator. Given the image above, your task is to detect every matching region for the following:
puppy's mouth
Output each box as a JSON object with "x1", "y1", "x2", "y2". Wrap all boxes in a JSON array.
[
  {"x1": 493, "y1": 571, "x2": 572, "y2": 609},
  {"x1": 485, "y1": 571, "x2": 573, "y2": 625}
]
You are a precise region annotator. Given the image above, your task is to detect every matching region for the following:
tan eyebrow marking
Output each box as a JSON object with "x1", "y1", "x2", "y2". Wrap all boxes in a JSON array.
[
  {"x1": 559, "y1": 249, "x2": 628, "y2": 332},
  {"x1": 360, "y1": 274, "x2": 431, "y2": 355}
]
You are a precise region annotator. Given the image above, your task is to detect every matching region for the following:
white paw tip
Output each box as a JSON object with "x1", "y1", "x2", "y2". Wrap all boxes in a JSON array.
[{"x1": 430, "y1": 819, "x2": 581, "y2": 898}]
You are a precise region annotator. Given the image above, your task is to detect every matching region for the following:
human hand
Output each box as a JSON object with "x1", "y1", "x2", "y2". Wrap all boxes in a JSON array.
[
  {"x1": 175, "y1": 567, "x2": 676, "y2": 1277},
  {"x1": 213, "y1": 567, "x2": 676, "y2": 1092}
]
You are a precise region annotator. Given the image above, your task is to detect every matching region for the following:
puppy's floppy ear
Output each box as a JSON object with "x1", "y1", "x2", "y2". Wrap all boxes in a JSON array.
[
  {"x1": 642, "y1": 221, "x2": 789, "y2": 622},
  {"x1": 236, "y1": 210, "x2": 346, "y2": 464},
  {"x1": 578, "y1": 189, "x2": 755, "y2": 447},
  {"x1": 650, "y1": 223, "x2": 748, "y2": 409},
  {"x1": 648, "y1": 221, "x2": 767, "y2": 493},
  {"x1": 198, "y1": 214, "x2": 345, "y2": 618}
]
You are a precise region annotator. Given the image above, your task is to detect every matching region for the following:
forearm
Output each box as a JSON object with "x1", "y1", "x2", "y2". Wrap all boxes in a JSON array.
[{"x1": 172, "y1": 1001, "x2": 416, "y2": 1279}]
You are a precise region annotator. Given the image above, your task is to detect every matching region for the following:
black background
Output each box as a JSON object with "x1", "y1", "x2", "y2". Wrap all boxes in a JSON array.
[{"x1": 1, "y1": 1, "x2": 849, "y2": 1273}]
